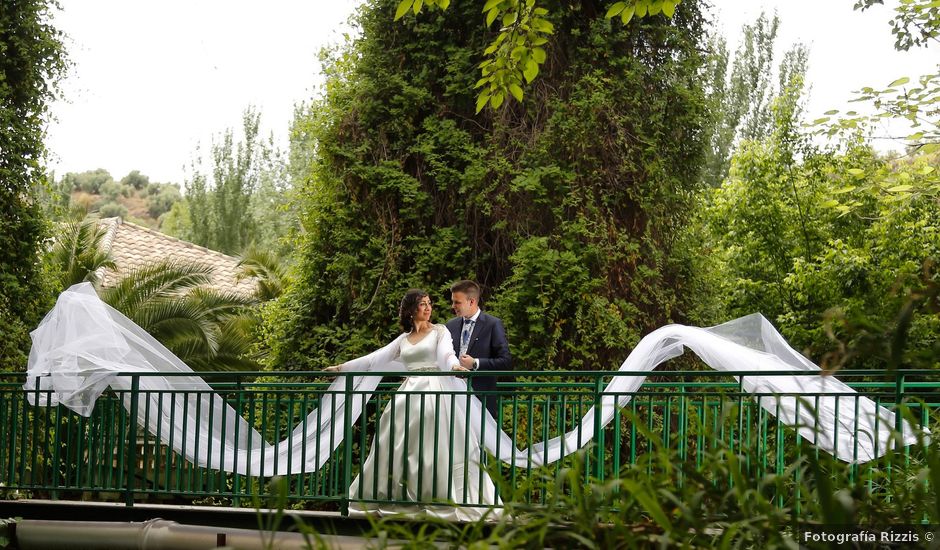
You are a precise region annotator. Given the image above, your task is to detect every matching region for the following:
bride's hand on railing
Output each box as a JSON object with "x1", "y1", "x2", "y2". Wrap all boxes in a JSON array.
[
  {"x1": 451, "y1": 366, "x2": 469, "y2": 372},
  {"x1": 323, "y1": 365, "x2": 343, "y2": 372}
]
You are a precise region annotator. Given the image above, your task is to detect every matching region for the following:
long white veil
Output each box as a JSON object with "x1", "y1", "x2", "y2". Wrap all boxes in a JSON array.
[{"x1": 25, "y1": 283, "x2": 921, "y2": 476}]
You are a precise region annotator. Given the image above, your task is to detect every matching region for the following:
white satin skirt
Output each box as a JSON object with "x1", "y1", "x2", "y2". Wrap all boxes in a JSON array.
[{"x1": 348, "y1": 375, "x2": 502, "y2": 522}]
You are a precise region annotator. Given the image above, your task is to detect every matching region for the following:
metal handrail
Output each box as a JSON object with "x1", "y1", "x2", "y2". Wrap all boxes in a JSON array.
[{"x1": 2, "y1": 369, "x2": 937, "y2": 513}]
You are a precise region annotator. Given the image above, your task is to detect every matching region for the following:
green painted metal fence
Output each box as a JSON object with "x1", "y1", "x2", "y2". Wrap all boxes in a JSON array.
[{"x1": 2, "y1": 370, "x2": 937, "y2": 514}]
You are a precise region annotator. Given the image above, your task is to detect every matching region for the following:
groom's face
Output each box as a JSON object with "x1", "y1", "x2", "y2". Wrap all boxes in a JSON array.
[{"x1": 451, "y1": 291, "x2": 476, "y2": 319}]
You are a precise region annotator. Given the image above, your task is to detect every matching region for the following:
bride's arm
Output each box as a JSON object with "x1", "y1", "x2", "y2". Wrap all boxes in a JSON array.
[
  {"x1": 434, "y1": 325, "x2": 462, "y2": 371},
  {"x1": 323, "y1": 334, "x2": 405, "y2": 372}
]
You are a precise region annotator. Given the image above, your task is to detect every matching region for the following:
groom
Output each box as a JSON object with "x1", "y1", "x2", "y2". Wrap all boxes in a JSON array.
[{"x1": 447, "y1": 280, "x2": 511, "y2": 418}]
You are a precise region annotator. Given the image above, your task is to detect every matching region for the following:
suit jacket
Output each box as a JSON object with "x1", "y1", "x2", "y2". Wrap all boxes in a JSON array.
[{"x1": 446, "y1": 311, "x2": 511, "y2": 396}]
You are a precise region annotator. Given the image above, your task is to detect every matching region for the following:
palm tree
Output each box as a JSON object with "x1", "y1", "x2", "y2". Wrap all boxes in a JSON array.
[
  {"x1": 49, "y1": 219, "x2": 116, "y2": 288},
  {"x1": 101, "y1": 260, "x2": 259, "y2": 371},
  {"x1": 47, "y1": 218, "x2": 260, "y2": 372}
]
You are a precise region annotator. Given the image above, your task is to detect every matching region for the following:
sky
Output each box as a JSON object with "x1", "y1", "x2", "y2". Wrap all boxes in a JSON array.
[{"x1": 46, "y1": 1, "x2": 938, "y2": 185}]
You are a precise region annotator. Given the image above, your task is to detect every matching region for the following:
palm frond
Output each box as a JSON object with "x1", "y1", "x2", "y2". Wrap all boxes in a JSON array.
[
  {"x1": 98, "y1": 255, "x2": 262, "y2": 373},
  {"x1": 184, "y1": 286, "x2": 255, "y2": 320},
  {"x1": 101, "y1": 259, "x2": 213, "y2": 314},
  {"x1": 142, "y1": 300, "x2": 221, "y2": 356},
  {"x1": 49, "y1": 219, "x2": 116, "y2": 288},
  {"x1": 237, "y1": 243, "x2": 287, "y2": 301}
]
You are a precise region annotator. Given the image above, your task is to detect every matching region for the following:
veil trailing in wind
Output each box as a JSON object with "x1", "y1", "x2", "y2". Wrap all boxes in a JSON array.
[{"x1": 25, "y1": 283, "x2": 921, "y2": 476}]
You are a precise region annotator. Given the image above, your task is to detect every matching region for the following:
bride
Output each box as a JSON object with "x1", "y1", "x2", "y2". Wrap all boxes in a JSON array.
[
  {"x1": 324, "y1": 289, "x2": 500, "y2": 521},
  {"x1": 25, "y1": 283, "x2": 924, "y2": 516}
]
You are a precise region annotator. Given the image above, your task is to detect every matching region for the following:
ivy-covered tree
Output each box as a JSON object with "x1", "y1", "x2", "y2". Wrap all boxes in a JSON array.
[
  {"x1": 0, "y1": 0, "x2": 67, "y2": 372},
  {"x1": 394, "y1": 0, "x2": 684, "y2": 110},
  {"x1": 263, "y1": 0, "x2": 710, "y2": 371}
]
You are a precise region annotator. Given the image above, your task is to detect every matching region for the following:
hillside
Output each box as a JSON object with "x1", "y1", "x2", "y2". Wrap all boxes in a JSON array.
[{"x1": 60, "y1": 169, "x2": 181, "y2": 230}]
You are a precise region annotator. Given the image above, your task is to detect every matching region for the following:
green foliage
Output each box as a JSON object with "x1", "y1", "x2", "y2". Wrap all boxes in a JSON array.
[
  {"x1": 100, "y1": 259, "x2": 260, "y2": 371},
  {"x1": 97, "y1": 201, "x2": 127, "y2": 219},
  {"x1": 816, "y1": 71, "x2": 940, "y2": 150},
  {"x1": 856, "y1": 0, "x2": 940, "y2": 51},
  {"x1": 120, "y1": 169, "x2": 149, "y2": 190},
  {"x1": 99, "y1": 179, "x2": 123, "y2": 201},
  {"x1": 258, "y1": 406, "x2": 940, "y2": 548},
  {"x1": 181, "y1": 107, "x2": 294, "y2": 256},
  {"x1": 44, "y1": 217, "x2": 261, "y2": 371},
  {"x1": 44, "y1": 169, "x2": 181, "y2": 230},
  {"x1": 0, "y1": 0, "x2": 67, "y2": 372},
  {"x1": 237, "y1": 244, "x2": 289, "y2": 303},
  {"x1": 147, "y1": 183, "x2": 181, "y2": 218},
  {"x1": 702, "y1": 95, "x2": 940, "y2": 368},
  {"x1": 48, "y1": 218, "x2": 116, "y2": 288},
  {"x1": 265, "y1": 0, "x2": 709, "y2": 372},
  {"x1": 160, "y1": 199, "x2": 194, "y2": 238},
  {"x1": 62, "y1": 168, "x2": 113, "y2": 194},
  {"x1": 399, "y1": 0, "x2": 683, "y2": 111}
]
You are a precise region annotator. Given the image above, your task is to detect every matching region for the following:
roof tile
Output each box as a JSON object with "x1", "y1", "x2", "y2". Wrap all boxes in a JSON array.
[{"x1": 97, "y1": 217, "x2": 257, "y2": 297}]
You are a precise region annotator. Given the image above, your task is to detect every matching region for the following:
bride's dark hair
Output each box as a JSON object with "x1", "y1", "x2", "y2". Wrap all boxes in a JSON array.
[{"x1": 399, "y1": 289, "x2": 429, "y2": 332}]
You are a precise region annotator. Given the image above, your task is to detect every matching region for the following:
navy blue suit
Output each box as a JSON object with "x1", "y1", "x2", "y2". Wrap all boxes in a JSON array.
[{"x1": 446, "y1": 311, "x2": 511, "y2": 417}]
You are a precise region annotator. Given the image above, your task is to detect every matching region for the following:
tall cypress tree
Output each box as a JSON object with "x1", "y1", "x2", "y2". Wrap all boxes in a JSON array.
[{"x1": 265, "y1": 0, "x2": 709, "y2": 371}]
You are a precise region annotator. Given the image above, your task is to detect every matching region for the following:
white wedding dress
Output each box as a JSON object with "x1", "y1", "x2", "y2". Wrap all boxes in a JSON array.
[
  {"x1": 347, "y1": 326, "x2": 500, "y2": 521},
  {"x1": 24, "y1": 283, "x2": 925, "y2": 493}
]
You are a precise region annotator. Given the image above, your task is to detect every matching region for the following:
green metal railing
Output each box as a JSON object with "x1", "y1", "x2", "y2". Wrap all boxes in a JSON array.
[{"x1": 2, "y1": 369, "x2": 937, "y2": 514}]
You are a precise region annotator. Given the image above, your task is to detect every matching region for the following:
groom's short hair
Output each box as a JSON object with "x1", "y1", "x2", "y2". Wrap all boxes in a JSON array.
[{"x1": 450, "y1": 280, "x2": 481, "y2": 302}]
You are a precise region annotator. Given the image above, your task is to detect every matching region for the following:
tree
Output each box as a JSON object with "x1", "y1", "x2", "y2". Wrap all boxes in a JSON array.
[
  {"x1": 160, "y1": 199, "x2": 194, "y2": 239},
  {"x1": 182, "y1": 108, "x2": 292, "y2": 255},
  {"x1": 237, "y1": 244, "x2": 288, "y2": 303},
  {"x1": 61, "y1": 168, "x2": 113, "y2": 194},
  {"x1": 263, "y1": 0, "x2": 710, "y2": 371},
  {"x1": 701, "y1": 12, "x2": 808, "y2": 187},
  {"x1": 855, "y1": 0, "x2": 940, "y2": 51},
  {"x1": 120, "y1": 170, "x2": 149, "y2": 191},
  {"x1": 45, "y1": 217, "x2": 262, "y2": 371},
  {"x1": 147, "y1": 183, "x2": 181, "y2": 218},
  {"x1": 702, "y1": 98, "x2": 939, "y2": 369},
  {"x1": 248, "y1": 140, "x2": 296, "y2": 259},
  {"x1": 0, "y1": 0, "x2": 68, "y2": 371}
]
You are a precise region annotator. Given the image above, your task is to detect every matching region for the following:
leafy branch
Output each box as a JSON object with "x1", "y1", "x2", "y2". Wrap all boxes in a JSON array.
[
  {"x1": 855, "y1": 0, "x2": 940, "y2": 51},
  {"x1": 813, "y1": 72, "x2": 940, "y2": 152},
  {"x1": 395, "y1": 0, "x2": 682, "y2": 112}
]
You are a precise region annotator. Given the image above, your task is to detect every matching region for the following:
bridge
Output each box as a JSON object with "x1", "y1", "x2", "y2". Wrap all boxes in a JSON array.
[{"x1": 1, "y1": 369, "x2": 937, "y2": 545}]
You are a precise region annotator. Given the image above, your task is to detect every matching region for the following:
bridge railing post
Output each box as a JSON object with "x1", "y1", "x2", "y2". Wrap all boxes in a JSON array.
[
  {"x1": 341, "y1": 373, "x2": 354, "y2": 517},
  {"x1": 125, "y1": 374, "x2": 140, "y2": 507}
]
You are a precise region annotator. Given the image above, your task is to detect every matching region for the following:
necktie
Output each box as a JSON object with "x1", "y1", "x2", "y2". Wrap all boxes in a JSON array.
[{"x1": 460, "y1": 319, "x2": 474, "y2": 356}]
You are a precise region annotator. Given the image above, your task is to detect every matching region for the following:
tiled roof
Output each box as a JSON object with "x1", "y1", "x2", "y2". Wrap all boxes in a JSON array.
[{"x1": 97, "y1": 217, "x2": 257, "y2": 296}]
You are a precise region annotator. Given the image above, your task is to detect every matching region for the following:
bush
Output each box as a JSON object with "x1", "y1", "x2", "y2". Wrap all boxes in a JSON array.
[
  {"x1": 99, "y1": 180, "x2": 122, "y2": 201},
  {"x1": 701, "y1": 117, "x2": 939, "y2": 368},
  {"x1": 148, "y1": 185, "x2": 181, "y2": 218},
  {"x1": 62, "y1": 168, "x2": 112, "y2": 194},
  {"x1": 98, "y1": 202, "x2": 127, "y2": 219}
]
